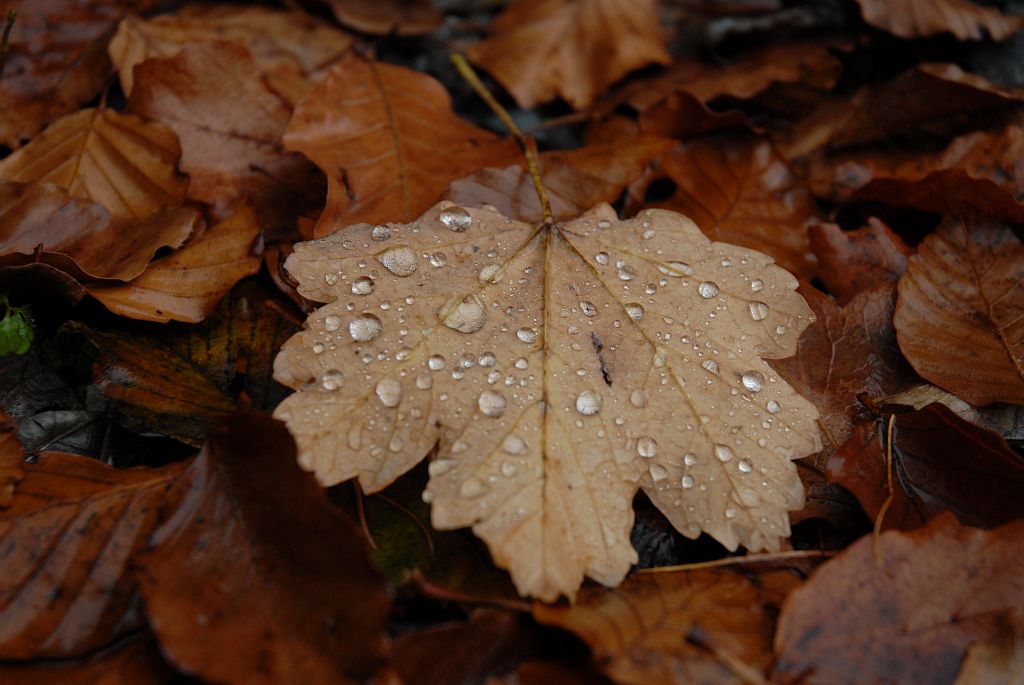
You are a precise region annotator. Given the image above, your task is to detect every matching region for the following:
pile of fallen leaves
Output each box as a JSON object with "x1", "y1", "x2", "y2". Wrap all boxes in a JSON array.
[{"x1": 2, "y1": 0, "x2": 1024, "y2": 683}]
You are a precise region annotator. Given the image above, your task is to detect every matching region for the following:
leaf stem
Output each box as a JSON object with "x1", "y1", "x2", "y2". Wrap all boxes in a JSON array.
[
  {"x1": 449, "y1": 53, "x2": 552, "y2": 225},
  {"x1": 0, "y1": 10, "x2": 15, "y2": 79},
  {"x1": 872, "y1": 413, "x2": 897, "y2": 563},
  {"x1": 637, "y1": 549, "x2": 833, "y2": 574}
]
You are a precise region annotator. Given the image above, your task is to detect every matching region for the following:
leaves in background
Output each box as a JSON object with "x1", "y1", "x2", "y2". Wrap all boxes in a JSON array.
[
  {"x1": 894, "y1": 215, "x2": 1024, "y2": 405},
  {"x1": 854, "y1": 0, "x2": 1024, "y2": 41},
  {"x1": 0, "y1": 451, "x2": 184, "y2": 659},
  {"x1": 0, "y1": 634, "x2": 173, "y2": 685},
  {"x1": 807, "y1": 219, "x2": 911, "y2": 305},
  {"x1": 135, "y1": 415, "x2": 391, "y2": 685},
  {"x1": 128, "y1": 42, "x2": 323, "y2": 241},
  {"x1": 284, "y1": 52, "x2": 518, "y2": 235},
  {"x1": 774, "y1": 515, "x2": 1024, "y2": 685},
  {"x1": 466, "y1": 0, "x2": 669, "y2": 109},
  {"x1": 626, "y1": 138, "x2": 819, "y2": 279},
  {"x1": 0, "y1": 411, "x2": 24, "y2": 508},
  {"x1": 322, "y1": 0, "x2": 441, "y2": 36},
  {"x1": 88, "y1": 205, "x2": 262, "y2": 323},
  {"x1": 273, "y1": 201, "x2": 819, "y2": 600}
]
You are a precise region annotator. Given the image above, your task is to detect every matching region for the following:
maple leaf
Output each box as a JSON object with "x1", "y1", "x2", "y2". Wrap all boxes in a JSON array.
[
  {"x1": 272, "y1": 201, "x2": 820, "y2": 600},
  {"x1": 466, "y1": 0, "x2": 670, "y2": 109}
]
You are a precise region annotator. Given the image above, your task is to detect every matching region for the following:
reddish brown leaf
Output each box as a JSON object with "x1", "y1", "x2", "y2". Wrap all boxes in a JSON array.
[
  {"x1": 808, "y1": 219, "x2": 911, "y2": 304},
  {"x1": 323, "y1": 0, "x2": 441, "y2": 35},
  {"x1": 88, "y1": 205, "x2": 262, "y2": 323},
  {"x1": 466, "y1": 0, "x2": 670, "y2": 109},
  {"x1": 0, "y1": 0, "x2": 158, "y2": 148},
  {"x1": 855, "y1": 0, "x2": 1024, "y2": 41},
  {"x1": 135, "y1": 414, "x2": 391, "y2": 685},
  {"x1": 782, "y1": 64, "x2": 1024, "y2": 158},
  {"x1": 534, "y1": 566, "x2": 806, "y2": 685},
  {"x1": 626, "y1": 138, "x2": 818, "y2": 278},
  {"x1": 828, "y1": 403, "x2": 1024, "y2": 531},
  {"x1": 637, "y1": 91, "x2": 751, "y2": 140},
  {"x1": 0, "y1": 634, "x2": 173, "y2": 685},
  {"x1": 444, "y1": 136, "x2": 673, "y2": 223},
  {"x1": 284, "y1": 52, "x2": 517, "y2": 235},
  {"x1": 0, "y1": 452, "x2": 184, "y2": 659},
  {"x1": 0, "y1": 181, "x2": 197, "y2": 283},
  {"x1": 894, "y1": 215, "x2": 1024, "y2": 405},
  {"x1": 488, "y1": 661, "x2": 615, "y2": 685},
  {"x1": 128, "y1": 42, "x2": 323, "y2": 240},
  {"x1": 774, "y1": 514, "x2": 1024, "y2": 685},
  {"x1": 0, "y1": 411, "x2": 25, "y2": 508}
]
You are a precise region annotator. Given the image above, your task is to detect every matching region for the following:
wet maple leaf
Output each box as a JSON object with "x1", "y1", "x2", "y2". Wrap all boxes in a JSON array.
[{"x1": 272, "y1": 201, "x2": 820, "y2": 600}]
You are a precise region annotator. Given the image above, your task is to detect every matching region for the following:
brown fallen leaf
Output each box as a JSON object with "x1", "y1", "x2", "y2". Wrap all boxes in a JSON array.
[
  {"x1": 0, "y1": 411, "x2": 25, "y2": 508},
  {"x1": 954, "y1": 612, "x2": 1024, "y2": 685},
  {"x1": 894, "y1": 215, "x2": 1024, "y2": 405},
  {"x1": 0, "y1": 451, "x2": 184, "y2": 659},
  {"x1": 322, "y1": 0, "x2": 441, "y2": 35},
  {"x1": 855, "y1": 0, "x2": 1024, "y2": 41},
  {"x1": 0, "y1": 634, "x2": 173, "y2": 685},
  {"x1": 781, "y1": 63, "x2": 1024, "y2": 159},
  {"x1": 466, "y1": 0, "x2": 670, "y2": 109},
  {"x1": 626, "y1": 138, "x2": 819, "y2": 279},
  {"x1": 534, "y1": 565, "x2": 808, "y2": 685},
  {"x1": 284, "y1": 52, "x2": 517, "y2": 235},
  {"x1": 444, "y1": 136, "x2": 673, "y2": 223},
  {"x1": 636, "y1": 91, "x2": 751, "y2": 140},
  {"x1": 109, "y1": 6, "x2": 352, "y2": 96},
  {"x1": 0, "y1": 0, "x2": 158, "y2": 148},
  {"x1": 808, "y1": 219, "x2": 911, "y2": 304},
  {"x1": 135, "y1": 414, "x2": 391, "y2": 685},
  {"x1": 88, "y1": 205, "x2": 262, "y2": 323},
  {"x1": 774, "y1": 514, "x2": 1024, "y2": 685},
  {"x1": 488, "y1": 660, "x2": 615, "y2": 685},
  {"x1": 828, "y1": 403, "x2": 1024, "y2": 531},
  {"x1": 0, "y1": 108, "x2": 187, "y2": 224},
  {"x1": 273, "y1": 201, "x2": 820, "y2": 600},
  {"x1": 128, "y1": 42, "x2": 323, "y2": 240},
  {"x1": 0, "y1": 180, "x2": 198, "y2": 282},
  {"x1": 880, "y1": 383, "x2": 1024, "y2": 442}
]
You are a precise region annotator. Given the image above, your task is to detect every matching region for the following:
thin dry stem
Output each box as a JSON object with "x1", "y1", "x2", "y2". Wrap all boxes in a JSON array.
[
  {"x1": 449, "y1": 53, "x2": 553, "y2": 224},
  {"x1": 872, "y1": 413, "x2": 897, "y2": 564},
  {"x1": 638, "y1": 549, "x2": 833, "y2": 574}
]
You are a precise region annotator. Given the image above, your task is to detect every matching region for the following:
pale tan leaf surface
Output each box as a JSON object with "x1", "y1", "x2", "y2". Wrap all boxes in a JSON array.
[
  {"x1": 109, "y1": 6, "x2": 352, "y2": 97},
  {"x1": 954, "y1": 612, "x2": 1024, "y2": 685},
  {"x1": 894, "y1": 215, "x2": 1024, "y2": 405},
  {"x1": 88, "y1": 206, "x2": 262, "y2": 323},
  {"x1": 284, "y1": 53, "x2": 518, "y2": 236},
  {"x1": 465, "y1": 0, "x2": 670, "y2": 109},
  {"x1": 856, "y1": 0, "x2": 1024, "y2": 41},
  {"x1": 272, "y1": 201, "x2": 820, "y2": 600},
  {"x1": 0, "y1": 181, "x2": 197, "y2": 283},
  {"x1": 0, "y1": 108, "x2": 187, "y2": 225}
]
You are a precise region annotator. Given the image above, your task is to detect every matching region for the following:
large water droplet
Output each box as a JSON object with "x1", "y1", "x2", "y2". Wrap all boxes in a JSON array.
[
  {"x1": 617, "y1": 264, "x2": 636, "y2": 281},
  {"x1": 460, "y1": 477, "x2": 486, "y2": 499},
  {"x1": 503, "y1": 434, "x2": 527, "y2": 454},
  {"x1": 714, "y1": 444, "x2": 734, "y2": 462},
  {"x1": 637, "y1": 436, "x2": 658, "y2": 458},
  {"x1": 580, "y1": 301, "x2": 597, "y2": 317},
  {"x1": 750, "y1": 278, "x2": 764, "y2": 292},
  {"x1": 349, "y1": 314, "x2": 383, "y2": 341},
  {"x1": 738, "y1": 458, "x2": 753, "y2": 473},
  {"x1": 624, "y1": 303, "x2": 645, "y2": 322},
  {"x1": 575, "y1": 390, "x2": 602, "y2": 415},
  {"x1": 322, "y1": 369, "x2": 344, "y2": 391},
  {"x1": 324, "y1": 314, "x2": 342, "y2": 331},
  {"x1": 429, "y1": 252, "x2": 447, "y2": 267},
  {"x1": 683, "y1": 453, "x2": 697, "y2": 466},
  {"x1": 415, "y1": 374, "x2": 432, "y2": 390},
  {"x1": 749, "y1": 301, "x2": 770, "y2": 321},
  {"x1": 428, "y1": 458, "x2": 454, "y2": 477},
  {"x1": 698, "y1": 281, "x2": 720, "y2": 299},
  {"x1": 351, "y1": 276, "x2": 375, "y2": 295},
  {"x1": 500, "y1": 461, "x2": 518, "y2": 477},
  {"x1": 595, "y1": 252, "x2": 609, "y2": 265},
  {"x1": 428, "y1": 354, "x2": 446, "y2": 371},
  {"x1": 479, "y1": 352, "x2": 496, "y2": 367},
  {"x1": 372, "y1": 225, "x2": 391, "y2": 241},
  {"x1": 701, "y1": 359, "x2": 720, "y2": 374},
  {"x1": 478, "y1": 263, "x2": 503, "y2": 283},
  {"x1": 629, "y1": 389, "x2": 647, "y2": 408},
  {"x1": 681, "y1": 475, "x2": 695, "y2": 489},
  {"x1": 649, "y1": 463, "x2": 668, "y2": 482},
  {"x1": 658, "y1": 261, "x2": 694, "y2": 276},
  {"x1": 375, "y1": 378, "x2": 402, "y2": 407},
  {"x1": 516, "y1": 327, "x2": 538, "y2": 344},
  {"x1": 439, "y1": 206, "x2": 472, "y2": 231},
  {"x1": 478, "y1": 390, "x2": 507, "y2": 417},
  {"x1": 378, "y1": 245, "x2": 417, "y2": 276},
  {"x1": 741, "y1": 371, "x2": 764, "y2": 392},
  {"x1": 766, "y1": 399, "x2": 781, "y2": 414},
  {"x1": 442, "y1": 295, "x2": 486, "y2": 333}
]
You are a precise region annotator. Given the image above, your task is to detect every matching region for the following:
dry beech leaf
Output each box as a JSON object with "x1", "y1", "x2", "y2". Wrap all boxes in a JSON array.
[
  {"x1": 466, "y1": 0, "x2": 670, "y2": 109},
  {"x1": 284, "y1": 53, "x2": 518, "y2": 235},
  {"x1": 0, "y1": 0, "x2": 158, "y2": 148},
  {"x1": 109, "y1": 6, "x2": 352, "y2": 97},
  {"x1": 855, "y1": 0, "x2": 1024, "y2": 41},
  {"x1": 444, "y1": 136, "x2": 673, "y2": 223},
  {"x1": 0, "y1": 411, "x2": 25, "y2": 508},
  {"x1": 135, "y1": 415, "x2": 391, "y2": 685},
  {"x1": 491, "y1": 661, "x2": 615, "y2": 685},
  {"x1": 894, "y1": 215, "x2": 1024, "y2": 406},
  {"x1": 128, "y1": 41, "x2": 323, "y2": 240},
  {"x1": 828, "y1": 403, "x2": 1024, "y2": 531},
  {"x1": 807, "y1": 219, "x2": 911, "y2": 305},
  {"x1": 0, "y1": 451, "x2": 184, "y2": 659},
  {"x1": 0, "y1": 634, "x2": 173, "y2": 685},
  {"x1": 774, "y1": 514, "x2": 1024, "y2": 685},
  {"x1": 272, "y1": 201, "x2": 820, "y2": 601},
  {"x1": 534, "y1": 566, "x2": 805, "y2": 685},
  {"x1": 0, "y1": 180, "x2": 198, "y2": 283},
  {"x1": 0, "y1": 108, "x2": 187, "y2": 225},
  {"x1": 626, "y1": 138, "x2": 818, "y2": 280},
  {"x1": 88, "y1": 205, "x2": 262, "y2": 323},
  {"x1": 881, "y1": 384, "x2": 1024, "y2": 442},
  {"x1": 322, "y1": 0, "x2": 442, "y2": 35}
]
